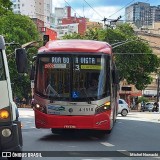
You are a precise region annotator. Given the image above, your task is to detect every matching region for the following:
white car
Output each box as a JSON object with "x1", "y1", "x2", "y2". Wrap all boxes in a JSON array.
[{"x1": 118, "y1": 99, "x2": 129, "y2": 116}]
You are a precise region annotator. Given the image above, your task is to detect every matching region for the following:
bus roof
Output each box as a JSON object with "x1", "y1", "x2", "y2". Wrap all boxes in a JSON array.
[{"x1": 38, "y1": 39, "x2": 112, "y2": 54}]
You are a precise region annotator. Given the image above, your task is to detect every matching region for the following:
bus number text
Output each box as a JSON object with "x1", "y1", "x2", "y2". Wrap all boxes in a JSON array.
[{"x1": 79, "y1": 108, "x2": 94, "y2": 112}]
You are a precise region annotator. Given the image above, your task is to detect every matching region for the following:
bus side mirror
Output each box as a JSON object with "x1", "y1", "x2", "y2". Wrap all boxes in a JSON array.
[
  {"x1": 15, "y1": 48, "x2": 28, "y2": 73},
  {"x1": 112, "y1": 69, "x2": 119, "y2": 84},
  {"x1": 30, "y1": 65, "x2": 35, "y2": 80}
]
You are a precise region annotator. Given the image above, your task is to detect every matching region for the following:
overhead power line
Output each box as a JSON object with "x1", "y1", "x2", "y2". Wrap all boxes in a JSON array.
[
  {"x1": 101, "y1": 0, "x2": 136, "y2": 26},
  {"x1": 63, "y1": 0, "x2": 81, "y2": 17},
  {"x1": 108, "y1": 0, "x2": 135, "y2": 18},
  {"x1": 120, "y1": 0, "x2": 149, "y2": 19},
  {"x1": 83, "y1": 0, "x2": 104, "y2": 19},
  {"x1": 102, "y1": 16, "x2": 122, "y2": 26}
]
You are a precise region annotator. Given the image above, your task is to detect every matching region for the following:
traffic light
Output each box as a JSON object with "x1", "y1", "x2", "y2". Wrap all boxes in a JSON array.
[{"x1": 43, "y1": 35, "x2": 49, "y2": 46}]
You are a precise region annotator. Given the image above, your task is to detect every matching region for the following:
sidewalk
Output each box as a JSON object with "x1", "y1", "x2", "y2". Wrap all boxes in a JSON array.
[
  {"x1": 18, "y1": 104, "x2": 32, "y2": 108},
  {"x1": 129, "y1": 111, "x2": 160, "y2": 123}
]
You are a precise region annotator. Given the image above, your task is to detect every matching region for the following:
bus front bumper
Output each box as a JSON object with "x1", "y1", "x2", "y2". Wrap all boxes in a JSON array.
[
  {"x1": 35, "y1": 109, "x2": 111, "y2": 130},
  {"x1": 0, "y1": 121, "x2": 22, "y2": 152}
]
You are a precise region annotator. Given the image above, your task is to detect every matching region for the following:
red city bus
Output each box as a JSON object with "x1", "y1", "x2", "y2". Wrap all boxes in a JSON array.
[{"x1": 31, "y1": 39, "x2": 119, "y2": 134}]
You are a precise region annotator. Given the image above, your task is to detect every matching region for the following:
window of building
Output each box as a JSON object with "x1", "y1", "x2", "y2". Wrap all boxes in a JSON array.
[
  {"x1": 58, "y1": 20, "x2": 62, "y2": 24},
  {"x1": 47, "y1": 4, "x2": 50, "y2": 10},
  {"x1": 47, "y1": 16, "x2": 50, "y2": 22}
]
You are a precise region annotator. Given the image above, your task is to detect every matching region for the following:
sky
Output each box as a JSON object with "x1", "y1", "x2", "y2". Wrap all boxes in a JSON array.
[{"x1": 52, "y1": 0, "x2": 160, "y2": 22}]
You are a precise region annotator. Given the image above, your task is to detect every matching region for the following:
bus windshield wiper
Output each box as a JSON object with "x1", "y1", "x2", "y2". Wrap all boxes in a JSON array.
[
  {"x1": 46, "y1": 84, "x2": 60, "y2": 97},
  {"x1": 80, "y1": 88, "x2": 92, "y2": 104}
]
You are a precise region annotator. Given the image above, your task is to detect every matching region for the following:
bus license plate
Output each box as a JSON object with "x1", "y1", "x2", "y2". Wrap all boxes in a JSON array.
[{"x1": 64, "y1": 125, "x2": 76, "y2": 129}]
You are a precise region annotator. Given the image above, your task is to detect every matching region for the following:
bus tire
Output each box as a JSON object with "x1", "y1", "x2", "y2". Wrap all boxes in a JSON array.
[
  {"x1": 51, "y1": 128, "x2": 63, "y2": 134},
  {"x1": 93, "y1": 130, "x2": 106, "y2": 138},
  {"x1": 106, "y1": 129, "x2": 112, "y2": 134}
]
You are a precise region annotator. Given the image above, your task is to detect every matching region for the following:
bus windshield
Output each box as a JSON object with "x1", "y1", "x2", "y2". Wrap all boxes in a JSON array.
[
  {"x1": 0, "y1": 51, "x2": 6, "y2": 81},
  {"x1": 35, "y1": 53, "x2": 111, "y2": 101}
]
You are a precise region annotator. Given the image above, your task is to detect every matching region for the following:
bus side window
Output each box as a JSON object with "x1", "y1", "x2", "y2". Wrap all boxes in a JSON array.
[{"x1": 112, "y1": 64, "x2": 119, "y2": 85}]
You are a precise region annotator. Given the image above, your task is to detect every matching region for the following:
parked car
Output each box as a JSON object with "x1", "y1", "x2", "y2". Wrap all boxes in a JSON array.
[
  {"x1": 118, "y1": 99, "x2": 129, "y2": 116},
  {"x1": 141, "y1": 102, "x2": 154, "y2": 112}
]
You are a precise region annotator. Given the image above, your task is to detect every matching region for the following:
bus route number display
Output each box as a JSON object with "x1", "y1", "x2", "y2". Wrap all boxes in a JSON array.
[
  {"x1": 74, "y1": 57, "x2": 96, "y2": 64},
  {"x1": 52, "y1": 57, "x2": 69, "y2": 64},
  {"x1": 74, "y1": 57, "x2": 101, "y2": 70}
]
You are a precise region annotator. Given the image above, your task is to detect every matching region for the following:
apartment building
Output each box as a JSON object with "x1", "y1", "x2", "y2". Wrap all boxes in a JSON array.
[
  {"x1": 54, "y1": 23, "x2": 78, "y2": 39},
  {"x1": 53, "y1": 7, "x2": 69, "y2": 26},
  {"x1": 52, "y1": 6, "x2": 87, "y2": 39},
  {"x1": 11, "y1": 0, "x2": 53, "y2": 27},
  {"x1": 125, "y1": 2, "x2": 160, "y2": 28}
]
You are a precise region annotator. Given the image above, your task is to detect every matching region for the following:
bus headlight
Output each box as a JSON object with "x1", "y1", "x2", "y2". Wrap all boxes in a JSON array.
[
  {"x1": 95, "y1": 101, "x2": 111, "y2": 114},
  {"x1": 0, "y1": 110, "x2": 9, "y2": 119},
  {"x1": 2, "y1": 128, "x2": 11, "y2": 137},
  {"x1": 36, "y1": 104, "x2": 40, "y2": 108},
  {"x1": 35, "y1": 104, "x2": 46, "y2": 113}
]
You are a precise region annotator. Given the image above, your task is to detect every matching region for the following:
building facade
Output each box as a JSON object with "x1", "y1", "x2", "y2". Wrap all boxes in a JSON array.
[
  {"x1": 62, "y1": 16, "x2": 86, "y2": 35},
  {"x1": 86, "y1": 21, "x2": 103, "y2": 30},
  {"x1": 125, "y1": 2, "x2": 160, "y2": 28},
  {"x1": 53, "y1": 7, "x2": 69, "y2": 26},
  {"x1": 119, "y1": 80, "x2": 142, "y2": 107},
  {"x1": 54, "y1": 23, "x2": 78, "y2": 39},
  {"x1": 11, "y1": 0, "x2": 53, "y2": 27},
  {"x1": 52, "y1": 6, "x2": 87, "y2": 39},
  {"x1": 32, "y1": 18, "x2": 57, "y2": 40}
]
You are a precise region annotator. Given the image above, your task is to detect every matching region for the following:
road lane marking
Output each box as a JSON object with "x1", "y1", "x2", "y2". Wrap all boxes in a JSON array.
[{"x1": 101, "y1": 142, "x2": 115, "y2": 147}]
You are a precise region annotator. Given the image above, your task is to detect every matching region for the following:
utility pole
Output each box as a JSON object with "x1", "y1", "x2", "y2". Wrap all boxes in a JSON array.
[
  {"x1": 110, "y1": 16, "x2": 122, "y2": 25},
  {"x1": 157, "y1": 76, "x2": 159, "y2": 102},
  {"x1": 102, "y1": 17, "x2": 107, "y2": 28},
  {"x1": 102, "y1": 16, "x2": 122, "y2": 29}
]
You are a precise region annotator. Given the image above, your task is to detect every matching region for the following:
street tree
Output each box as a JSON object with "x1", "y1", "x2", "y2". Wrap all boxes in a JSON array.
[
  {"x1": 0, "y1": 0, "x2": 13, "y2": 16},
  {"x1": 63, "y1": 23, "x2": 160, "y2": 90},
  {"x1": 0, "y1": 13, "x2": 40, "y2": 100}
]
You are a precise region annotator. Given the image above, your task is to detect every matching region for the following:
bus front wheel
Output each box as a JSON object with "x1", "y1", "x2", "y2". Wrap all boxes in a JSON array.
[{"x1": 51, "y1": 128, "x2": 63, "y2": 134}]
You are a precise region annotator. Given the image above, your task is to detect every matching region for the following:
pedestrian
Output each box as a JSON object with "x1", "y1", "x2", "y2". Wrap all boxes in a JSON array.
[
  {"x1": 21, "y1": 97, "x2": 26, "y2": 108},
  {"x1": 154, "y1": 102, "x2": 159, "y2": 112}
]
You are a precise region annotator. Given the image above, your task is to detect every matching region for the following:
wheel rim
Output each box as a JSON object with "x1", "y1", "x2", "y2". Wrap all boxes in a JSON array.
[{"x1": 122, "y1": 110, "x2": 127, "y2": 116}]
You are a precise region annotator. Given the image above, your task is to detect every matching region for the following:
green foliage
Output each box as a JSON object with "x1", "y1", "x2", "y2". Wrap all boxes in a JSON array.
[
  {"x1": 0, "y1": 13, "x2": 40, "y2": 44},
  {"x1": 116, "y1": 23, "x2": 135, "y2": 37},
  {"x1": 0, "y1": 13, "x2": 40, "y2": 100},
  {"x1": 63, "y1": 23, "x2": 160, "y2": 90},
  {"x1": 63, "y1": 32, "x2": 83, "y2": 39},
  {"x1": 138, "y1": 96, "x2": 149, "y2": 103},
  {"x1": 0, "y1": 0, "x2": 13, "y2": 16}
]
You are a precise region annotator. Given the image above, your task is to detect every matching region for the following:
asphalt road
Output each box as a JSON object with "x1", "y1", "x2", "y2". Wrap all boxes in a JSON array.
[{"x1": 1, "y1": 109, "x2": 160, "y2": 160}]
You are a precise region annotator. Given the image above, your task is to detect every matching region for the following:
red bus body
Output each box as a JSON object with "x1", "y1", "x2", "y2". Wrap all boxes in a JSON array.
[{"x1": 33, "y1": 40, "x2": 118, "y2": 132}]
